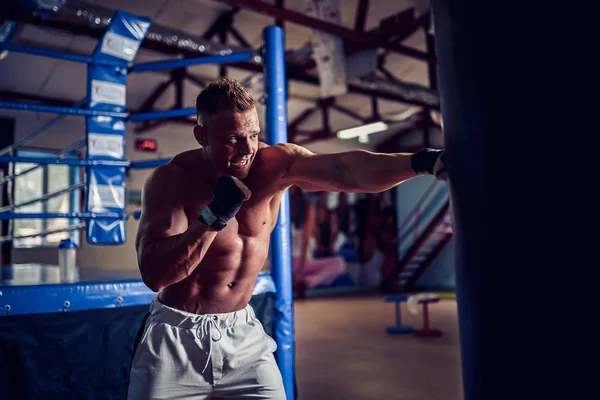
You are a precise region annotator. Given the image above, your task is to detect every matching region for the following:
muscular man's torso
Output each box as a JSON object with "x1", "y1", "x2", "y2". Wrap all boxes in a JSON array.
[{"x1": 159, "y1": 147, "x2": 287, "y2": 314}]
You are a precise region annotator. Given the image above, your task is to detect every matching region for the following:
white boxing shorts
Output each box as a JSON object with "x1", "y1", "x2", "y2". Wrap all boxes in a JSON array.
[{"x1": 127, "y1": 297, "x2": 285, "y2": 399}]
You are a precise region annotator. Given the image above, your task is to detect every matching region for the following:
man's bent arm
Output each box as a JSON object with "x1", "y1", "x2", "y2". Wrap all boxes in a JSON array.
[
  {"x1": 136, "y1": 221, "x2": 218, "y2": 292},
  {"x1": 135, "y1": 164, "x2": 217, "y2": 292},
  {"x1": 280, "y1": 144, "x2": 437, "y2": 193}
]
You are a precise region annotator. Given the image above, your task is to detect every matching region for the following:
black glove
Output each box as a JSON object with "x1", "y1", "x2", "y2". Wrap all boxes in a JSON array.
[
  {"x1": 411, "y1": 148, "x2": 444, "y2": 176},
  {"x1": 198, "y1": 176, "x2": 250, "y2": 231}
]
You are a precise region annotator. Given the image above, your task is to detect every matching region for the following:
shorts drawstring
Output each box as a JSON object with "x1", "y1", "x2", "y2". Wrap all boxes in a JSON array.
[{"x1": 195, "y1": 316, "x2": 223, "y2": 374}]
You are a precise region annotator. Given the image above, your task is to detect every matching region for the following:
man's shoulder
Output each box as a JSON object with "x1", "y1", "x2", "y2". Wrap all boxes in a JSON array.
[
  {"x1": 253, "y1": 143, "x2": 314, "y2": 190},
  {"x1": 146, "y1": 151, "x2": 201, "y2": 187},
  {"x1": 145, "y1": 163, "x2": 183, "y2": 190},
  {"x1": 257, "y1": 142, "x2": 311, "y2": 160},
  {"x1": 170, "y1": 149, "x2": 203, "y2": 166}
]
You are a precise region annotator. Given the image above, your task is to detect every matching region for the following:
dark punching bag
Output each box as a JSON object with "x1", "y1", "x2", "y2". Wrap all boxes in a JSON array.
[{"x1": 431, "y1": 1, "x2": 547, "y2": 400}]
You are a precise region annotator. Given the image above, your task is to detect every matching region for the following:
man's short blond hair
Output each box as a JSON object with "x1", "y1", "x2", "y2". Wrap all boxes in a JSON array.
[{"x1": 195, "y1": 77, "x2": 255, "y2": 126}]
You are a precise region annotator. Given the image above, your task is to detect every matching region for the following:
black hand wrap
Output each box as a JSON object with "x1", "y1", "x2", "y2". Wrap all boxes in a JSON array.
[
  {"x1": 411, "y1": 148, "x2": 443, "y2": 175},
  {"x1": 200, "y1": 176, "x2": 248, "y2": 231}
]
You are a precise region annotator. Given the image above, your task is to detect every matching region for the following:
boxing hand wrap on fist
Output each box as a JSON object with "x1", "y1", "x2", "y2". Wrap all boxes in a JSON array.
[
  {"x1": 411, "y1": 148, "x2": 447, "y2": 180},
  {"x1": 198, "y1": 176, "x2": 251, "y2": 231}
]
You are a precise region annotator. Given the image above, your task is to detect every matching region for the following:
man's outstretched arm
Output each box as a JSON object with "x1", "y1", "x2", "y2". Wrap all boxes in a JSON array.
[{"x1": 277, "y1": 143, "x2": 446, "y2": 193}]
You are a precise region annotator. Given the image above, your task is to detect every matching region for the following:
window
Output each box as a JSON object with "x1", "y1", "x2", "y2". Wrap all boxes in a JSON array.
[{"x1": 11, "y1": 149, "x2": 81, "y2": 248}]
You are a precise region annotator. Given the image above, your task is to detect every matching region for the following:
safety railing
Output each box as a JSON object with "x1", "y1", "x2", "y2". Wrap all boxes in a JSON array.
[{"x1": 396, "y1": 179, "x2": 449, "y2": 260}]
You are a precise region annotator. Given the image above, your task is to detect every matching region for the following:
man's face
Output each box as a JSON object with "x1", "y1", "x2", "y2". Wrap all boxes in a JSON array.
[{"x1": 200, "y1": 107, "x2": 260, "y2": 179}]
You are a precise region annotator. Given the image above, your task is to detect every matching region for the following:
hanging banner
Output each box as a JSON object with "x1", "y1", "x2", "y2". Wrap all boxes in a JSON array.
[
  {"x1": 85, "y1": 10, "x2": 150, "y2": 245},
  {"x1": 304, "y1": 0, "x2": 348, "y2": 98}
]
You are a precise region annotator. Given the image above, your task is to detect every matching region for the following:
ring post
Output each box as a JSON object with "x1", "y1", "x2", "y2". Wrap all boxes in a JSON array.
[
  {"x1": 84, "y1": 10, "x2": 150, "y2": 245},
  {"x1": 263, "y1": 26, "x2": 295, "y2": 400}
]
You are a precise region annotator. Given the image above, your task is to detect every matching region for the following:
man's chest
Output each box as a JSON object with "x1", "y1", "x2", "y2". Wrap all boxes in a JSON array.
[{"x1": 185, "y1": 171, "x2": 283, "y2": 237}]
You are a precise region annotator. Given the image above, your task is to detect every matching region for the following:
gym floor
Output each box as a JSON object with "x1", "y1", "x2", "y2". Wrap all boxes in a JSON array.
[{"x1": 293, "y1": 294, "x2": 463, "y2": 400}]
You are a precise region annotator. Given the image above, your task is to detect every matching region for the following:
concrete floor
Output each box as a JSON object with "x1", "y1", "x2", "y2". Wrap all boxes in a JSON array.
[{"x1": 293, "y1": 294, "x2": 464, "y2": 400}]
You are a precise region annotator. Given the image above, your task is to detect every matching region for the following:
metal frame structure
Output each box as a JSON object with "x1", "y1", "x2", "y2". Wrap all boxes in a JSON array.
[{"x1": 0, "y1": 0, "x2": 439, "y2": 148}]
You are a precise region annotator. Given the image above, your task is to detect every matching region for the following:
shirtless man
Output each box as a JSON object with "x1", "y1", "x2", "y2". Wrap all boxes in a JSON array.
[{"x1": 127, "y1": 77, "x2": 447, "y2": 399}]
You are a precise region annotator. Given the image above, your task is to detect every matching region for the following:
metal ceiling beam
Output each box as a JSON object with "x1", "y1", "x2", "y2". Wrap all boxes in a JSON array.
[
  {"x1": 378, "y1": 8, "x2": 427, "y2": 45},
  {"x1": 354, "y1": 0, "x2": 369, "y2": 32},
  {"x1": 0, "y1": 1, "x2": 439, "y2": 109},
  {"x1": 223, "y1": 0, "x2": 434, "y2": 63},
  {"x1": 202, "y1": 7, "x2": 240, "y2": 40},
  {"x1": 295, "y1": 129, "x2": 331, "y2": 145},
  {"x1": 426, "y1": 32, "x2": 438, "y2": 90},
  {"x1": 295, "y1": 8, "x2": 426, "y2": 73},
  {"x1": 3, "y1": 22, "x2": 438, "y2": 107}
]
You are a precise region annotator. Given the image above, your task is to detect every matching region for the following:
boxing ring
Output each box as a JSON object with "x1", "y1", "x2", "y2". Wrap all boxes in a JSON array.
[{"x1": 0, "y1": 11, "x2": 294, "y2": 400}]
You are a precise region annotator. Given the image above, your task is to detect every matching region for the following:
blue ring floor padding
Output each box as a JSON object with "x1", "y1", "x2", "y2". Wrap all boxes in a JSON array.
[
  {"x1": 1, "y1": 263, "x2": 275, "y2": 316},
  {"x1": 0, "y1": 264, "x2": 277, "y2": 400}
]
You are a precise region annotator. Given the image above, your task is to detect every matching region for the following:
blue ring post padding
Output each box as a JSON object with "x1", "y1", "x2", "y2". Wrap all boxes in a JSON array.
[
  {"x1": 263, "y1": 26, "x2": 294, "y2": 400},
  {"x1": 0, "y1": 156, "x2": 130, "y2": 167},
  {"x1": 130, "y1": 51, "x2": 254, "y2": 73},
  {"x1": 0, "y1": 272, "x2": 275, "y2": 316},
  {"x1": 253, "y1": 273, "x2": 277, "y2": 295},
  {"x1": 0, "y1": 42, "x2": 123, "y2": 68},
  {"x1": 0, "y1": 212, "x2": 127, "y2": 220},
  {"x1": 129, "y1": 158, "x2": 172, "y2": 169},
  {"x1": 85, "y1": 10, "x2": 150, "y2": 246},
  {"x1": 0, "y1": 280, "x2": 157, "y2": 315},
  {"x1": 128, "y1": 107, "x2": 197, "y2": 122},
  {"x1": 0, "y1": 101, "x2": 129, "y2": 118}
]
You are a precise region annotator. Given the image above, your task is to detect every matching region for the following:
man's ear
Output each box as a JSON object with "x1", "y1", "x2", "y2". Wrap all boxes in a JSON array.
[{"x1": 193, "y1": 125, "x2": 208, "y2": 147}]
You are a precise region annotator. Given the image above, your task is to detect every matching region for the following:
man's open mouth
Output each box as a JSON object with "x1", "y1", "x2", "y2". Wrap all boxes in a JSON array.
[{"x1": 230, "y1": 157, "x2": 250, "y2": 166}]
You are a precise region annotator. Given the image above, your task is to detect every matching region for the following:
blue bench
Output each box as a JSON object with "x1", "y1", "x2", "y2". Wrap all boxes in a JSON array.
[{"x1": 383, "y1": 295, "x2": 414, "y2": 334}]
